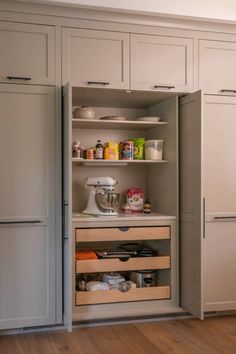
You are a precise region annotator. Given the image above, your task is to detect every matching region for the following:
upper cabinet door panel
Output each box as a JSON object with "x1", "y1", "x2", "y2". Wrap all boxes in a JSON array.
[
  {"x1": 199, "y1": 40, "x2": 236, "y2": 95},
  {"x1": 62, "y1": 28, "x2": 129, "y2": 89},
  {"x1": 131, "y1": 34, "x2": 193, "y2": 92},
  {"x1": 0, "y1": 22, "x2": 55, "y2": 85}
]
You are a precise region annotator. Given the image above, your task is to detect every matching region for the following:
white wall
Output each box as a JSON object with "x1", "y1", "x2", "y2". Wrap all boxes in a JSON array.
[{"x1": 17, "y1": 0, "x2": 236, "y2": 22}]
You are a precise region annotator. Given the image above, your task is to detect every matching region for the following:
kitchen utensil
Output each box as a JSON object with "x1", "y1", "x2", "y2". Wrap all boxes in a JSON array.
[
  {"x1": 130, "y1": 270, "x2": 157, "y2": 288},
  {"x1": 82, "y1": 176, "x2": 119, "y2": 216},
  {"x1": 73, "y1": 106, "x2": 95, "y2": 119}
]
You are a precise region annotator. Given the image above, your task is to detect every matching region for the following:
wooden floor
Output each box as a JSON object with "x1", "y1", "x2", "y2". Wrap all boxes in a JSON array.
[{"x1": 1, "y1": 316, "x2": 236, "y2": 354}]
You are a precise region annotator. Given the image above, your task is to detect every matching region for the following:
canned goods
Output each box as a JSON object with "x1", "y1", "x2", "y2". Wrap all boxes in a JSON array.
[
  {"x1": 122, "y1": 141, "x2": 133, "y2": 160},
  {"x1": 86, "y1": 148, "x2": 94, "y2": 160}
]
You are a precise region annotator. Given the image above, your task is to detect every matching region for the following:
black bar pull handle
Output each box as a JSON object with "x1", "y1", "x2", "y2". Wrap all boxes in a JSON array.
[
  {"x1": 220, "y1": 89, "x2": 236, "y2": 93},
  {"x1": 214, "y1": 216, "x2": 236, "y2": 220},
  {"x1": 0, "y1": 220, "x2": 42, "y2": 225},
  {"x1": 7, "y1": 76, "x2": 31, "y2": 81},
  {"x1": 154, "y1": 85, "x2": 175, "y2": 89},
  {"x1": 87, "y1": 81, "x2": 109, "y2": 86}
]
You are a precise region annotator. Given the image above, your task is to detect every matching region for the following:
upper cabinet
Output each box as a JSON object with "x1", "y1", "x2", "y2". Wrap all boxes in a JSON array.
[
  {"x1": 130, "y1": 34, "x2": 193, "y2": 93},
  {"x1": 0, "y1": 22, "x2": 56, "y2": 85},
  {"x1": 199, "y1": 40, "x2": 236, "y2": 95},
  {"x1": 62, "y1": 28, "x2": 129, "y2": 89}
]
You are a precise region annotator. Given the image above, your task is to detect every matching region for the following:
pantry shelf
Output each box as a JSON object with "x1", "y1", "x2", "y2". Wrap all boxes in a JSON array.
[
  {"x1": 72, "y1": 159, "x2": 168, "y2": 166},
  {"x1": 72, "y1": 118, "x2": 168, "y2": 130}
]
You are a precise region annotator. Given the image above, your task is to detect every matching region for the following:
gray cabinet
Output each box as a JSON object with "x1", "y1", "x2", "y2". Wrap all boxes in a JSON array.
[
  {"x1": 131, "y1": 34, "x2": 193, "y2": 92},
  {"x1": 199, "y1": 39, "x2": 236, "y2": 95},
  {"x1": 0, "y1": 84, "x2": 57, "y2": 329},
  {"x1": 0, "y1": 21, "x2": 55, "y2": 85},
  {"x1": 62, "y1": 28, "x2": 129, "y2": 89},
  {"x1": 180, "y1": 93, "x2": 236, "y2": 318}
]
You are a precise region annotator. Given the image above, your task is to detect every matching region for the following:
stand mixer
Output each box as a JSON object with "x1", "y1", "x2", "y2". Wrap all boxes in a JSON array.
[{"x1": 82, "y1": 177, "x2": 120, "y2": 216}]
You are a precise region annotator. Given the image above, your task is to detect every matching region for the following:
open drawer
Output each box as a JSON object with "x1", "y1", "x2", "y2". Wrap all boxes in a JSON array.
[
  {"x1": 75, "y1": 226, "x2": 171, "y2": 242},
  {"x1": 75, "y1": 256, "x2": 170, "y2": 273},
  {"x1": 75, "y1": 285, "x2": 171, "y2": 305}
]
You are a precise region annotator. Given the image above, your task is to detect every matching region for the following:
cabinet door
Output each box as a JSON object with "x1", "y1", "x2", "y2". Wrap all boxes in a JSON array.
[
  {"x1": 0, "y1": 22, "x2": 55, "y2": 85},
  {"x1": 179, "y1": 91, "x2": 204, "y2": 319},
  {"x1": 62, "y1": 28, "x2": 129, "y2": 89},
  {"x1": 131, "y1": 34, "x2": 193, "y2": 92},
  {"x1": 205, "y1": 221, "x2": 236, "y2": 311},
  {"x1": 199, "y1": 40, "x2": 236, "y2": 95},
  {"x1": 204, "y1": 95, "x2": 236, "y2": 218},
  {"x1": 0, "y1": 84, "x2": 56, "y2": 329}
]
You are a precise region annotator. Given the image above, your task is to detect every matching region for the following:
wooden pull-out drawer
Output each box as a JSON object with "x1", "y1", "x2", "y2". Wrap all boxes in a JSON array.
[
  {"x1": 75, "y1": 226, "x2": 170, "y2": 242},
  {"x1": 75, "y1": 285, "x2": 170, "y2": 305},
  {"x1": 75, "y1": 256, "x2": 170, "y2": 274}
]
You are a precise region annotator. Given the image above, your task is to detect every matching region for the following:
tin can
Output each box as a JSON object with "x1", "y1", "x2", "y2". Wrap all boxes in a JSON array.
[
  {"x1": 122, "y1": 141, "x2": 133, "y2": 160},
  {"x1": 86, "y1": 148, "x2": 94, "y2": 160}
]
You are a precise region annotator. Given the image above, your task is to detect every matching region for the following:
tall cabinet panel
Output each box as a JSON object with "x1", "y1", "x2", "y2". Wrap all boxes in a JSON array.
[
  {"x1": 0, "y1": 84, "x2": 57, "y2": 329},
  {"x1": 180, "y1": 92, "x2": 236, "y2": 318}
]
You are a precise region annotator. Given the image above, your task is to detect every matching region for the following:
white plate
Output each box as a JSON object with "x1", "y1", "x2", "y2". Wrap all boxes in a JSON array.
[
  {"x1": 99, "y1": 115, "x2": 126, "y2": 121},
  {"x1": 137, "y1": 117, "x2": 161, "y2": 122}
]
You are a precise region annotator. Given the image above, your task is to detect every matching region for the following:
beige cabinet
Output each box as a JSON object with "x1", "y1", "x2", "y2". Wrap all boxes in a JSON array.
[
  {"x1": 0, "y1": 84, "x2": 57, "y2": 329},
  {"x1": 0, "y1": 21, "x2": 55, "y2": 85},
  {"x1": 205, "y1": 221, "x2": 236, "y2": 312},
  {"x1": 180, "y1": 92, "x2": 236, "y2": 318},
  {"x1": 199, "y1": 40, "x2": 236, "y2": 95},
  {"x1": 131, "y1": 34, "x2": 193, "y2": 92},
  {"x1": 62, "y1": 28, "x2": 129, "y2": 89}
]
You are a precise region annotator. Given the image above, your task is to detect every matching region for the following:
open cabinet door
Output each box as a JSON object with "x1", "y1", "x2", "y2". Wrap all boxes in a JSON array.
[
  {"x1": 63, "y1": 83, "x2": 73, "y2": 331},
  {"x1": 179, "y1": 91, "x2": 204, "y2": 319}
]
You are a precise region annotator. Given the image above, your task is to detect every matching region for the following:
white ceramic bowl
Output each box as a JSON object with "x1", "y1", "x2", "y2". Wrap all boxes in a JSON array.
[
  {"x1": 73, "y1": 106, "x2": 95, "y2": 119},
  {"x1": 85, "y1": 281, "x2": 109, "y2": 291}
]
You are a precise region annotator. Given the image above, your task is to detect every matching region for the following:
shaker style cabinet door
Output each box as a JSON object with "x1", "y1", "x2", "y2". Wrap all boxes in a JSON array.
[
  {"x1": 0, "y1": 84, "x2": 56, "y2": 329},
  {"x1": 199, "y1": 40, "x2": 236, "y2": 95},
  {"x1": 0, "y1": 21, "x2": 55, "y2": 85},
  {"x1": 131, "y1": 34, "x2": 193, "y2": 92},
  {"x1": 62, "y1": 28, "x2": 129, "y2": 89}
]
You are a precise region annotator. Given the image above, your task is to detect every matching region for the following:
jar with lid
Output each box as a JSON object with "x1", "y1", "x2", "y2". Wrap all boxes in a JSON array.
[{"x1": 95, "y1": 140, "x2": 103, "y2": 159}]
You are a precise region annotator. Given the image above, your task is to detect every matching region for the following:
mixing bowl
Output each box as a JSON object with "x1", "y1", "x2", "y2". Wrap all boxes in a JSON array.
[{"x1": 95, "y1": 192, "x2": 120, "y2": 211}]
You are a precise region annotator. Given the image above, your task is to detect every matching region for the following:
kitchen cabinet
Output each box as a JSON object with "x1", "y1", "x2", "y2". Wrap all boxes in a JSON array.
[
  {"x1": 63, "y1": 85, "x2": 179, "y2": 327},
  {"x1": 179, "y1": 92, "x2": 236, "y2": 319},
  {"x1": 0, "y1": 21, "x2": 55, "y2": 85},
  {"x1": 131, "y1": 34, "x2": 193, "y2": 92},
  {"x1": 62, "y1": 28, "x2": 129, "y2": 89},
  {"x1": 0, "y1": 84, "x2": 57, "y2": 329},
  {"x1": 199, "y1": 40, "x2": 236, "y2": 95}
]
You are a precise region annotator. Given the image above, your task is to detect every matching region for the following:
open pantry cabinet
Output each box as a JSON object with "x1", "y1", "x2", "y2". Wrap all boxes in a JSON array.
[{"x1": 63, "y1": 84, "x2": 180, "y2": 329}]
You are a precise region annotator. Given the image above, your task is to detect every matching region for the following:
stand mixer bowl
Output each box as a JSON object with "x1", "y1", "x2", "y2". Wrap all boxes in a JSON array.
[{"x1": 95, "y1": 192, "x2": 120, "y2": 212}]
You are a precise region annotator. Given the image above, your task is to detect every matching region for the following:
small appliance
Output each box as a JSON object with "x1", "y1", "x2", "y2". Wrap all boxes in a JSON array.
[{"x1": 82, "y1": 176, "x2": 120, "y2": 216}]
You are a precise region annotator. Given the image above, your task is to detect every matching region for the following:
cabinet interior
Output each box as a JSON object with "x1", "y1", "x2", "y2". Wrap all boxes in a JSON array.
[{"x1": 71, "y1": 87, "x2": 178, "y2": 217}]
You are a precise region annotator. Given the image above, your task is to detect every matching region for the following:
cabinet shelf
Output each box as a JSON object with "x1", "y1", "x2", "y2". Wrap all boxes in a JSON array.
[
  {"x1": 72, "y1": 158, "x2": 167, "y2": 166},
  {"x1": 75, "y1": 284, "x2": 171, "y2": 305},
  {"x1": 75, "y1": 256, "x2": 170, "y2": 274},
  {"x1": 72, "y1": 118, "x2": 167, "y2": 130}
]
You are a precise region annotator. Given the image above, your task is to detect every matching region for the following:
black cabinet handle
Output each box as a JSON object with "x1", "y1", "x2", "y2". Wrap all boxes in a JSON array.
[
  {"x1": 220, "y1": 89, "x2": 236, "y2": 93},
  {"x1": 118, "y1": 227, "x2": 129, "y2": 232},
  {"x1": 214, "y1": 216, "x2": 236, "y2": 220},
  {"x1": 154, "y1": 85, "x2": 175, "y2": 89},
  {"x1": 0, "y1": 220, "x2": 41, "y2": 225},
  {"x1": 87, "y1": 81, "x2": 109, "y2": 86},
  {"x1": 7, "y1": 76, "x2": 31, "y2": 81}
]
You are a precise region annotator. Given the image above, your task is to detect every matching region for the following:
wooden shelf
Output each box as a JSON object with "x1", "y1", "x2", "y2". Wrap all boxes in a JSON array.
[
  {"x1": 72, "y1": 158, "x2": 167, "y2": 166},
  {"x1": 75, "y1": 226, "x2": 171, "y2": 242},
  {"x1": 72, "y1": 118, "x2": 167, "y2": 130},
  {"x1": 75, "y1": 285, "x2": 171, "y2": 305},
  {"x1": 75, "y1": 256, "x2": 170, "y2": 274}
]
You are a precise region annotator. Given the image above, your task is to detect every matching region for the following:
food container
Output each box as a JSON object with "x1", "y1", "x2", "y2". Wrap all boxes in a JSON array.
[
  {"x1": 104, "y1": 142, "x2": 119, "y2": 160},
  {"x1": 127, "y1": 188, "x2": 144, "y2": 212},
  {"x1": 132, "y1": 138, "x2": 145, "y2": 160},
  {"x1": 122, "y1": 141, "x2": 133, "y2": 160},
  {"x1": 130, "y1": 270, "x2": 157, "y2": 288},
  {"x1": 103, "y1": 273, "x2": 125, "y2": 289},
  {"x1": 145, "y1": 140, "x2": 164, "y2": 160},
  {"x1": 73, "y1": 106, "x2": 95, "y2": 119}
]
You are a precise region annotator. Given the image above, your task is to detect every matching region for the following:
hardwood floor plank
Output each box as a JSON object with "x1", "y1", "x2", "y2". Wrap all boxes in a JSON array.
[{"x1": 1, "y1": 316, "x2": 236, "y2": 354}]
